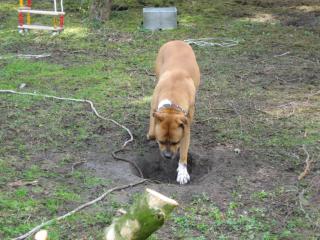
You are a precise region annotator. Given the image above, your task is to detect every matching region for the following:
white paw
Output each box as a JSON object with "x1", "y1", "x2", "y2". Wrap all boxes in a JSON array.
[{"x1": 176, "y1": 163, "x2": 190, "y2": 185}]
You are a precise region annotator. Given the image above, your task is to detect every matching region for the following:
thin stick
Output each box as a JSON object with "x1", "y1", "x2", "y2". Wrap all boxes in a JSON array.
[
  {"x1": 298, "y1": 145, "x2": 313, "y2": 180},
  {"x1": 298, "y1": 189, "x2": 312, "y2": 222},
  {"x1": 71, "y1": 160, "x2": 87, "y2": 174},
  {"x1": 0, "y1": 90, "x2": 133, "y2": 147},
  {"x1": 306, "y1": 89, "x2": 320, "y2": 103},
  {"x1": 13, "y1": 179, "x2": 147, "y2": 240},
  {"x1": 112, "y1": 149, "x2": 144, "y2": 178},
  {"x1": 0, "y1": 54, "x2": 51, "y2": 60},
  {"x1": 273, "y1": 51, "x2": 290, "y2": 57},
  {"x1": 184, "y1": 38, "x2": 239, "y2": 48},
  {"x1": 194, "y1": 108, "x2": 233, "y2": 123}
]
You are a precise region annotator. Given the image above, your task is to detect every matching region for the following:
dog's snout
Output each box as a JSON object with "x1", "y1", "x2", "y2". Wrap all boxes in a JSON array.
[{"x1": 163, "y1": 151, "x2": 173, "y2": 159}]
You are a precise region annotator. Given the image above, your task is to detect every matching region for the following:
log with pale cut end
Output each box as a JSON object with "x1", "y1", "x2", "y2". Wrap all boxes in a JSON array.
[
  {"x1": 34, "y1": 229, "x2": 48, "y2": 240},
  {"x1": 105, "y1": 188, "x2": 178, "y2": 240}
]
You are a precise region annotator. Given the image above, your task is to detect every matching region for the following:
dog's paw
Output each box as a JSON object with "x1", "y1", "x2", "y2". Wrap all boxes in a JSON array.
[{"x1": 176, "y1": 163, "x2": 190, "y2": 185}]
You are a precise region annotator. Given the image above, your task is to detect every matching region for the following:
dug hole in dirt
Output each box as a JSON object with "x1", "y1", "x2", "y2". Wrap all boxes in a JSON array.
[
  {"x1": 129, "y1": 144, "x2": 213, "y2": 184},
  {"x1": 82, "y1": 138, "x2": 297, "y2": 207}
]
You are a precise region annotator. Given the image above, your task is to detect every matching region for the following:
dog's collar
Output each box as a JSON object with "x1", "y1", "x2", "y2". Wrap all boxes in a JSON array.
[{"x1": 157, "y1": 99, "x2": 188, "y2": 116}]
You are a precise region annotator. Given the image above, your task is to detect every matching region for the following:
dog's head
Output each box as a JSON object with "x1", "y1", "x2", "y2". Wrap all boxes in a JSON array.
[{"x1": 153, "y1": 110, "x2": 188, "y2": 160}]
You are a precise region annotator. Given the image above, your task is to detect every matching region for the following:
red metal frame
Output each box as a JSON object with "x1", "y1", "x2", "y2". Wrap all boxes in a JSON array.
[
  {"x1": 18, "y1": 0, "x2": 65, "y2": 32},
  {"x1": 18, "y1": 12, "x2": 24, "y2": 26},
  {"x1": 59, "y1": 15, "x2": 64, "y2": 28}
]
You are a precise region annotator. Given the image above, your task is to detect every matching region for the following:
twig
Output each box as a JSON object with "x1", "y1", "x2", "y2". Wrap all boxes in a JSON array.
[
  {"x1": 298, "y1": 189, "x2": 312, "y2": 222},
  {"x1": 194, "y1": 117, "x2": 216, "y2": 123},
  {"x1": 184, "y1": 38, "x2": 239, "y2": 47},
  {"x1": 0, "y1": 90, "x2": 133, "y2": 147},
  {"x1": 273, "y1": 51, "x2": 290, "y2": 57},
  {"x1": 18, "y1": 54, "x2": 51, "y2": 59},
  {"x1": 0, "y1": 54, "x2": 51, "y2": 60},
  {"x1": 12, "y1": 179, "x2": 147, "y2": 240},
  {"x1": 126, "y1": 68, "x2": 156, "y2": 77},
  {"x1": 195, "y1": 116, "x2": 216, "y2": 123},
  {"x1": 112, "y1": 149, "x2": 144, "y2": 178},
  {"x1": 145, "y1": 69, "x2": 156, "y2": 77},
  {"x1": 194, "y1": 108, "x2": 234, "y2": 123},
  {"x1": 8, "y1": 180, "x2": 38, "y2": 187},
  {"x1": 306, "y1": 89, "x2": 320, "y2": 103},
  {"x1": 71, "y1": 160, "x2": 87, "y2": 174},
  {"x1": 298, "y1": 145, "x2": 313, "y2": 180}
]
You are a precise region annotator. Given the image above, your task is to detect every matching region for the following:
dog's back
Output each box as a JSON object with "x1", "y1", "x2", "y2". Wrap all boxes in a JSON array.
[{"x1": 155, "y1": 40, "x2": 200, "y2": 89}]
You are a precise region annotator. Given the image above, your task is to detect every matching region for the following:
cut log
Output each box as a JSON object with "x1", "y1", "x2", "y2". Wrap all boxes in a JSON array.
[
  {"x1": 105, "y1": 188, "x2": 178, "y2": 240},
  {"x1": 34, "y1": 230, "x2": 48, "y2": 240}
]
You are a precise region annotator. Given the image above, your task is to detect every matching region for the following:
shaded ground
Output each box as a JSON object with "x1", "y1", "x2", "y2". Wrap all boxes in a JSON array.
[{"x1": 1, "y1": 0, "x2": 320, "y2": 239}]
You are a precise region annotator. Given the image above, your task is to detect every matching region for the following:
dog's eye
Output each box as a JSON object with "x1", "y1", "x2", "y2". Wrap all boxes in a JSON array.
[
  {"x1": 159, "y1": 141, "x2": 166, "y2": 145},
  {"x1": 171, "y1": 142, "x2": 179, "y2": 146}
]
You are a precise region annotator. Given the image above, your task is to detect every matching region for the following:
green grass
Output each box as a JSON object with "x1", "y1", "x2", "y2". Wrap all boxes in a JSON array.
[
  {"x1": 172, "y1": 196, "x2": 269, "y2": 239},
  {"x1": 170, "y1": 191, "x2": 316, "y2": 240}
]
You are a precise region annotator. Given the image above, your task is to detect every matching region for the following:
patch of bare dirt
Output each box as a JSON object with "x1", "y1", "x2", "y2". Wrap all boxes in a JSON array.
[
  {"x1": 235, "y1": 0, "x2": 319, "y2": 8},
  {"x1": 79, "y1": 141, "x2": 298, "y2": 208},
  {"x1": 280, "y1": 11, "x2": 320, "y2": 31},
  {"x1": 233, "y1": 0, "x2": 320, "y2": 32}
]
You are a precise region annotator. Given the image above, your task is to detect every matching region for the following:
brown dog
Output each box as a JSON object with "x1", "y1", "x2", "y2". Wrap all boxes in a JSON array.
[{"x1": 147, "y1": 40, "x2": 200, "y2": 184}]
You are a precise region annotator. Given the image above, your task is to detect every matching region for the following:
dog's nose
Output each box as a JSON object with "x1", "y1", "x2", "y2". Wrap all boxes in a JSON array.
[{"x1": 163, "y1": 151, "x2": 172, "y2": 159}]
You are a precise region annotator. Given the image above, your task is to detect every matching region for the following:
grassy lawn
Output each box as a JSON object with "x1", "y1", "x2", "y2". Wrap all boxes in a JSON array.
[{"x1": 1, "y1": 0, "x2": 319, "y2": 239}]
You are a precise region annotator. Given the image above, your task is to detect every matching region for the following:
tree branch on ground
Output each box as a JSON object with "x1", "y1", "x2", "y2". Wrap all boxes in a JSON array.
[
  {"x1": 298, "y1": 145, "x2": 314, "y2": 180},
  {"x1": 13, "y1": 180, "x2": 147, "y2": 240}
]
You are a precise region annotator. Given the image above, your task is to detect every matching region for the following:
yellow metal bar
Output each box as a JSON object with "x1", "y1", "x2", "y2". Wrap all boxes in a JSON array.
[
  {"x1": 27, "y1": 12, "x2": 30, "y2": 24},
  {"x1": 19, "y1": 0, "x2": 23, "y2": 7},
  {"x1": 53, "y1": 16, "x2": 57, "y2": 28}
]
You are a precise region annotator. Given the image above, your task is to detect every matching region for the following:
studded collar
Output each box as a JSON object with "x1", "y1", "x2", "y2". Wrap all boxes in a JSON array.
[{"x1": 157, "y1": 100, "x2": 188, "y2": 116}]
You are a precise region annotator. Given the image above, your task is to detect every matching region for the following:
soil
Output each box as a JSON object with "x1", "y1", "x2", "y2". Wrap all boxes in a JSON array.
[
  {"x1": 77, "y1": 134, "x2": 298, "y2": 208},
  {"x1": 235, "y1": 0, "x2": 319, "y2": 8},
  {"x1": 235, "y1": 0, "x2": 320, "y2": 33}
]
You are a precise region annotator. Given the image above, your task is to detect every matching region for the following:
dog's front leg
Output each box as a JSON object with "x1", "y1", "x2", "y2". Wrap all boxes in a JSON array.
[
  {"x1": 147, "y1": 93, "x2": 157, "y2": 140},
  {"x1": 177, "y1": 126, "x2": 190, "y2": 184},
  {"x1": 147, "y1": 107, "x2": 156, "y2": 140}
]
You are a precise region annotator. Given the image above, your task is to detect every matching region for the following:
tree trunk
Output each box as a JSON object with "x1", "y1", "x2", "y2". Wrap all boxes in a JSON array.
[
  {"x1": 105, "y1": 188, "x2": 179, "y2": 240},
  {"x1": 90, "y1": 0, "x2": 112, "y2": 22}
]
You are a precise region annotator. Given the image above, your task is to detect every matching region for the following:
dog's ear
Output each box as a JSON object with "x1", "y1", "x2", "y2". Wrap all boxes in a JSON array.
[
  {"x1": 153, "y1": 112, "x2": 165, "y2": 122},
  {"x1": 177, "y1": 116, "x2": 188, "y2": 129}
]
